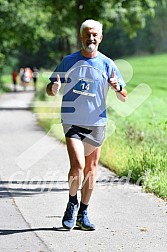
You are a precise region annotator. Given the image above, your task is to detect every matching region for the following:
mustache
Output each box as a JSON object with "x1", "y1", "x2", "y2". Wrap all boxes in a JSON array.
[
  {"x1": 86, "y1": 40, "x2": 96, "y2": 45},
  {"x1": 86, "y1": 42, "x2": 96, "y2": 46}
]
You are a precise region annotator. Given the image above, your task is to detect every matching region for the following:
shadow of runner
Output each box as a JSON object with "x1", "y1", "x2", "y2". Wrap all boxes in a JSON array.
[{"x1": 0, "y1": 227, "x2": 71, "y2": 235}]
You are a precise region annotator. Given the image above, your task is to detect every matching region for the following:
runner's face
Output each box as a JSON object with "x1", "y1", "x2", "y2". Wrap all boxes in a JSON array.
[{"x1": 80, "y1": 27, "x2": 103, "y2": 53}]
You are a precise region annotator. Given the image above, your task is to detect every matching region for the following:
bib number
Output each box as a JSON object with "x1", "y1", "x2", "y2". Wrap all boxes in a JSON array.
[{"x1": 73, "y1": 78, "x2": 97, "y2": 97}]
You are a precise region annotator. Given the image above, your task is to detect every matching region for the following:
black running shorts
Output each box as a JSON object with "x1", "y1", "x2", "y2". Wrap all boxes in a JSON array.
[{"x1": 62, "y1": 124, "x2": 106, "y2": 147}]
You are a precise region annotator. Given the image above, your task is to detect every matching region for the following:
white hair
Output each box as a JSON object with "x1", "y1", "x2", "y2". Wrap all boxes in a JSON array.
[{"x1": 80, "y1": 19, "x2": 103, "y2": 35}]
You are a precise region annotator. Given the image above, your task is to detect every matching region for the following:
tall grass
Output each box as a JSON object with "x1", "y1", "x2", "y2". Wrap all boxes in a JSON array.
[{"x1": 100, "y1": 53, "x2": 167, "y2": 200}]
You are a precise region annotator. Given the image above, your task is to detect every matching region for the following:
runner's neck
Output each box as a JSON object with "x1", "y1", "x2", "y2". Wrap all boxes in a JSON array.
[{"x1": 81, "y1": 49, "x2": 98, "y2": 58}]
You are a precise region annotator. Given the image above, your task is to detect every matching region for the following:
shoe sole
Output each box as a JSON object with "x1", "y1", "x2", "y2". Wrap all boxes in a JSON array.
[
  {"x1": 62, "y1": 223, "x2": 74, "y2": 230},
  {"x1": 76, "y1": 221, "x2": 96, "y2": 231}
]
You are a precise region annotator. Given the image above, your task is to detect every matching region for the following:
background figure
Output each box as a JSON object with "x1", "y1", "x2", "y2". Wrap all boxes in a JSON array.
[
  {"x1": 19, "y1": 68, "x2": 24, "y2": 87},
  {"x1": 12, "y1": 70, "x2": 18, "y2": 92},
  {"x1": 32, "y1": 67, "x2": 39, "y2": 91},
  {"x1": 22, "y1": 67, "x2": 32, "y2": 91}
]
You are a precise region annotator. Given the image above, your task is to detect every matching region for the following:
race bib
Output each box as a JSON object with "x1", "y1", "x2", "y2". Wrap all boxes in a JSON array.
[{"x1": 73, "y1": 78, "x2": 98, "y2": 97}]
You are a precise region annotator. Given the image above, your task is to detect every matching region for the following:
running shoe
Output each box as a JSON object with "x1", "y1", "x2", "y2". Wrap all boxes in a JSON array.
[
  {"x1": 62, "y1": 202, "x2": 78, "y2": 230},
  {"x1": 76, "y1": 210, "x2": 96, "y2": 231}
]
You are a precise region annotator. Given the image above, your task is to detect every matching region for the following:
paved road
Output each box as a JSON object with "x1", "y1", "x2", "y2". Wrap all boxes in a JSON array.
[{"x1": 0, "y1": 88, "x2": 167, "y2": 252}]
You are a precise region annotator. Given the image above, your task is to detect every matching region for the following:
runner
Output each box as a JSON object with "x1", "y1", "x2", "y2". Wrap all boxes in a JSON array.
[
  {"x1": 22, "y1": 68, "x2": 32, "y2": 91},
  {"x1": 46, "y1": 19, "x2": 128, "y2": 231},
  {"x1": 12, "y1": 70, "x2": 18, "y2": 92}
]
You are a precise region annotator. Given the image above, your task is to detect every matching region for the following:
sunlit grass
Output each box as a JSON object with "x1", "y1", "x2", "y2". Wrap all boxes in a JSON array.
[{"x1": 100, "y1": 53, "x2": 167, "y2": 199}]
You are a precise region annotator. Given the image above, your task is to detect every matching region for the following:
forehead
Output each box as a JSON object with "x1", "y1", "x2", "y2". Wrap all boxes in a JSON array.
[{"x1": 82, "y1": 27, "x2": 100, "y2": 35}]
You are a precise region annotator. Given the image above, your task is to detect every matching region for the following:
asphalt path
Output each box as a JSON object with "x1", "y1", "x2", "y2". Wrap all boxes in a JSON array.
[{"x1": 0, "y1": 86, "x2": 167, "y2": 252}]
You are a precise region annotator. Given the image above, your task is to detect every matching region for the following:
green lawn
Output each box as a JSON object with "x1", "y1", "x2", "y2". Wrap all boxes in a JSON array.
[
  {"x1": 32, "y1": 53, "x2": 167, "y2": 200},
  {"x1": 100, "y1": 53, "x2": 167, "y2": 199},
  {"x1": 0, "y1": 74, "x2": 11, "y2": 94}
]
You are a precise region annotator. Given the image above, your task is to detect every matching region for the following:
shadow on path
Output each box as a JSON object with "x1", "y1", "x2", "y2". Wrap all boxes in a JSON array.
[
  {"x1": 0, "y1": 227, "x2": 72, "y2": 236},
  {"x1": 0, "y1": 180, "x2": 69, "y2": 198},
  {"x1": 0, "y1": 176, "x2": 135, "y2": 198}
]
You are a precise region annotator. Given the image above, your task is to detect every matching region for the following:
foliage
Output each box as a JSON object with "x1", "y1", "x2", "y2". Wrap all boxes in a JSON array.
[
  {"x1": 0, "y1": 0, "x2": 162, "y2": 73},
  {"x1": 108, "y1": 0, "x2": 156, "y2": 37},
  {"x1": 0, "y1": 0, "x2": 52, "y2": 71},
  {"x1": 45, "y1": 0, "x2": 160, "y2": 47},
  {"x1": 100, "y1": 0, "x2": 167, "y2": 58}
]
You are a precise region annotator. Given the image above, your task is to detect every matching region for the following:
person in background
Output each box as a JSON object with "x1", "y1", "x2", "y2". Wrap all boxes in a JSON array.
[
  {"x1": 22, "y1": 67, "x2": 32, "y2": 91},
  {"x1": 12, "y1": 70, "x2": 18, "y2": 92},
  {"x1": 32, "y1": 67, "x2": 39, "y2": 91}
]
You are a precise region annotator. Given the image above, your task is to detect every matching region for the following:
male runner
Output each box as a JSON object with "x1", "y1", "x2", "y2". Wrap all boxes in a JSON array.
[{"x1": 46, "y1": 19, "x2": 127, "y2": 231}]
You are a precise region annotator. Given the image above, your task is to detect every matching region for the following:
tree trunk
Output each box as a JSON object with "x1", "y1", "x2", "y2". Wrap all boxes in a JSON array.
[{"x1": 76, "y1": 0, "x2": 84, "y2": 49}]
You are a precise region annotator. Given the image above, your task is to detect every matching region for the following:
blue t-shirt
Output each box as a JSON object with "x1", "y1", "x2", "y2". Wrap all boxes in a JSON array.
[{"x1": 49, "y1": 50, "x2": 126, "y2": 126}]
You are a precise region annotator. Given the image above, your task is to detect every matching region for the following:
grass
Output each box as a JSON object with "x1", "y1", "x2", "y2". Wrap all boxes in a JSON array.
[
  {"x1": 14, "y1": 53, "x2": 167, "y2": 201},
  {"x1": 0, "y1": 74, "x2": 11, "y2": 94},
  {"x1": 100, "y1": 53, "x2": 167, "y2": 200},
  {"x1": 1, "y1": 74, "x2": 12, "y2": 84}
]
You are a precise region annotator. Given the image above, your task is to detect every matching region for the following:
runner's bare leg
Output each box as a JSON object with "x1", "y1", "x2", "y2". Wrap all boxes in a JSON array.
[
  {"x1": 81, "y1": 143, "x2": 101, "y2": 205},
  {"x1": 66, "y1": 137, "x2": 85, "y2": 196},
  {"x1": 65, "y1": 138, "x2": 100, "y2": 205}
]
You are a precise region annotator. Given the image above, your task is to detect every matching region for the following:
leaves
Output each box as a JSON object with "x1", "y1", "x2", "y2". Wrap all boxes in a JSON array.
[
  {"x1": 0, "y1": 0, "x2": 161, "y2": 70},
  {"x1": 0, "y1": 0, "x2": 52, "y2": 69}
]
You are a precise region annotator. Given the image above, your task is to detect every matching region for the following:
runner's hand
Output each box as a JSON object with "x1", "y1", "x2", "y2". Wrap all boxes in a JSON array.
[
  {"x1": 109, "y1": 71, "x2": 121, "y2": 92},
  {"x1": 46, "y1": 74, "x2": 61, "y2": 96},
  {"x1": 52, "y1": 74, "x2": 61, "y2": 95}
]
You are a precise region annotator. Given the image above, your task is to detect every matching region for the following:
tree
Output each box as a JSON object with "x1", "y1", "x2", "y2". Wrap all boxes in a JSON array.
[
  {"x1": 45, "y1": 0, "x2": 161, "y2": 49},
  {"x1": 0, "y1": 0, "x2": 53, "y2": 71},
  {"x1": 0, "y1": 0, "x2": 164, "y2": 74},
  {"x1": 100, "y1": 0, "x2": 167, "y2": 58}
]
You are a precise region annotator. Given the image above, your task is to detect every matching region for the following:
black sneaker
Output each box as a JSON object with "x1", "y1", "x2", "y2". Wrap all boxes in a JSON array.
[{"x1": 62, "y1": 202, "x2": 78, "y2": 230}]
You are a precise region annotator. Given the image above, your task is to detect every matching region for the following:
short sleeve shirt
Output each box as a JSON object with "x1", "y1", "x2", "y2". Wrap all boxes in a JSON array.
[{"x1": 49, "y1": 51, "x2": 126, "y2": 126}]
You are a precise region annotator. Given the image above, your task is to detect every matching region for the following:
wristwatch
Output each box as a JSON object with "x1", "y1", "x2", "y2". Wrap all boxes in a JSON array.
[{"x1": 116, "y1": 85, "x2": 122, "y2": 92}]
